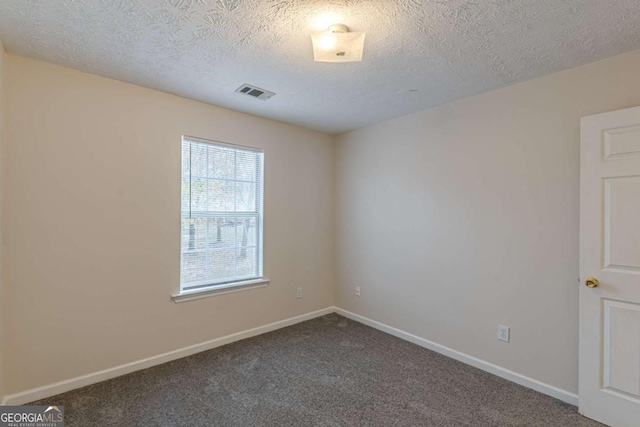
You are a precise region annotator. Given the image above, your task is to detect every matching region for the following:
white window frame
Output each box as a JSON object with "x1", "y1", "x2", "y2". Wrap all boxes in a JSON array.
[{"x1": 173, "y1": 136, "x2": 268, "y2": 303}]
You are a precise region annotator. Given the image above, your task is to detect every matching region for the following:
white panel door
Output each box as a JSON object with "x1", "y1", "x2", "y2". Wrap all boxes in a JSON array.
[{"x1": 580, "y1": 106, "x2": 640, "y2": 426}]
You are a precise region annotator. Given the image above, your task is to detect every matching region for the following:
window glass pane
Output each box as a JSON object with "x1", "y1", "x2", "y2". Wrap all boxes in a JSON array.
[
  {"x1": 181, "y1": 177, "x2": 190, "y2": 213},
  {"x1": 236, "y1": 247, "x2": 257, "y2": 278},
  {"x1": 236, "y1": 150, "x2": 257, "y2": 182},
  {"x1": 207, "y1": 218, "x2": 235, "y2": 249},
  {"x1": 190, "y1": 178, "x2": 207, "y2": 212},
  {"x1": 190, "y1": 143, "x2": 208, "y2": 178},
  {"x1": 181, "y1": 138, "x2": 263, "y2": 290},
  {"x1": 208, "y1": 180, "x2": 235, "y2": 211},
  {"x1": 235, "y1": 182, "x2": 256, "y2": 212},
  {"x1": 181, "y1": 218, "x2": 207, "y2": 250},
  {"x1": 181, "y1": 143, "x2": 191, "y2": 178},
  {"x1": 180, "y1": 251, "x2": 207, "y2": 285},
  {"x1": 208, "y1": 145, "x2": 235, "y2": 180},
  {"x1": 209, "y1": 249, "x2": 236, "y2": 281},
  {"x1": 236, "y1": 217, "x2": 257, "y2": 248}
]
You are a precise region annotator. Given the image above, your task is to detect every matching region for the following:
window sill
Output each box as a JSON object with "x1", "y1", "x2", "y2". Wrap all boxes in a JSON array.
[{"x1": 172, "y1": 278, "x2": 270, "y2": 303}]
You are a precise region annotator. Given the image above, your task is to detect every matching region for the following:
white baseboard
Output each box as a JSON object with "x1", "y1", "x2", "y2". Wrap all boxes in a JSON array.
[
  {"x1": 2, "y1": 306, "x2": 579, "y2": 407},
  {"x1": 333, "y1": 307, "x2": 579, "y2": 406},
  {"x1": 1, "y1": 307, "x2": 334, "y2": 406}
]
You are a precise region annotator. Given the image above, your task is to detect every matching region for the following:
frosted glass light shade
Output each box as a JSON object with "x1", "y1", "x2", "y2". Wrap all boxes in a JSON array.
[{"x1": 311, "y1": 31, "x2": 366, "y2": 63}]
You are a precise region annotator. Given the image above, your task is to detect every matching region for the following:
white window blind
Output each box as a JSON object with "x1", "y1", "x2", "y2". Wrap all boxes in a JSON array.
[{"x1": 180, "y1": 136, "x2": 264, "y2": 291}]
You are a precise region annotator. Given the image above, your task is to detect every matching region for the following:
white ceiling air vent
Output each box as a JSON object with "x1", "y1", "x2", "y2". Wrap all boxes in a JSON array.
[{"x1": 235, "y1": 84, "x2": 275, "y2": 101}]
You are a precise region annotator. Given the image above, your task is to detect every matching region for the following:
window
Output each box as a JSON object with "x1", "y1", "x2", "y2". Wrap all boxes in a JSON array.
[{"x1": 180, "y1": 136, "x2": 264, "y2": 294}]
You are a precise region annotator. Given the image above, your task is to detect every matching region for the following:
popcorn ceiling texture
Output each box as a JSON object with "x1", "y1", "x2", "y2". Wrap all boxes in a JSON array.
[{"x1": 1, "y1": 0, "x2": 640, "y2": 133}]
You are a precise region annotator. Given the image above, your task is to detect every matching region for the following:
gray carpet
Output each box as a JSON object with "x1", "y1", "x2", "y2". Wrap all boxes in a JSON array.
[{"x1": 31, "y1": 314, "x2": 603, "y2": 426}]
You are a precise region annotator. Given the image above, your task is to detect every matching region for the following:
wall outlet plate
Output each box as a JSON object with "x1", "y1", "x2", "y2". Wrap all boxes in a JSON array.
[
  {"x1": 356, "y1": 286, "x2": 361, "y2": 297},
  {"x1": 498, "y1": 325, "x2": 510, "y2": 342}
]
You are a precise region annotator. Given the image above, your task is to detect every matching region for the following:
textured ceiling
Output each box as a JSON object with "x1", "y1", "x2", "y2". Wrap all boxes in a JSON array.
[{"x1": 1, "y1": 1, "x2": 640, "y2": 134}]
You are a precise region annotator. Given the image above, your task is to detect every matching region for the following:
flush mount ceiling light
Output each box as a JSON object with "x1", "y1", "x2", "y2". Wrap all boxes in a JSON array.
[{"x1": 311, "y1": 23, "x2": 366, "y2": 63}]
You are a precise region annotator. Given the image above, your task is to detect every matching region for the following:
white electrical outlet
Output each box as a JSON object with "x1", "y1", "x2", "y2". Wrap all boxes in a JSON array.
[
  {"x1": 296, "y1": 287, "x2": 303, "y2": 299},
  {"x1": 498, "y1": 325, "x2": 510, "y2": 343},
  {"x1": 356, "y1": 286, "x2": 361, "y2": 296}
]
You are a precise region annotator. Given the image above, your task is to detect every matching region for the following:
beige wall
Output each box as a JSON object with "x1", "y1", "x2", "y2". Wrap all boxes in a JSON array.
[
  {"x1": 3, "y1": 55, "x2": 335, "y2": 394},
  {"x1": 0, "y1": 38, "x2": 5, "y2": 398},
  {"x1": 335, "y1": 50, "x2": 640, "y2": 394},
  {"x1": 4, "y1": 48, "x2": 640, "y2": 399}
]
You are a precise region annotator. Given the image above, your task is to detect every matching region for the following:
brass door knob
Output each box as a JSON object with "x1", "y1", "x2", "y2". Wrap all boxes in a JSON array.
[{"x1": 585, "y1": 277, "x2": 599, "y2": 288}]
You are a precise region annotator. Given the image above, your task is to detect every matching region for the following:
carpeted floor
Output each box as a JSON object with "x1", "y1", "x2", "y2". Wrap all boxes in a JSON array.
[{"x1": 31, "y1": 314, "x2": 603, "y2": 426}]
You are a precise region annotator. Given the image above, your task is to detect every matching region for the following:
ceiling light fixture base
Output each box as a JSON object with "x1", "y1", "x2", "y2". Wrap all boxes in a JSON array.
[
  {"x1": 311, "y1": 23, "x2": 366, "y2": 63},
  {"x1": 327, "y1": 23, "x2": 349, "y2": 34}
]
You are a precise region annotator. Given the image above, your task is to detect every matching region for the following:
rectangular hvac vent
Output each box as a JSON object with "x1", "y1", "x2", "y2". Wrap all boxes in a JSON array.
[{"x1": 235, "y1": 84, "x2": 275, "y2": 101}]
